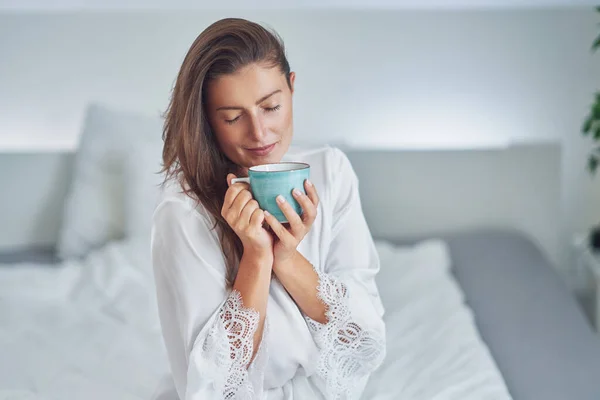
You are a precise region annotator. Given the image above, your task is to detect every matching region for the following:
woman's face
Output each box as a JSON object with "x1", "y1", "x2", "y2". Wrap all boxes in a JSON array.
[{"x1": 205, "y1": 63, "x2": 295, "y2": 173}]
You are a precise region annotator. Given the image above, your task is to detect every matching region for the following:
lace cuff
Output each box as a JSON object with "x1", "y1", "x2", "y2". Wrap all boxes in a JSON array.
[
  {"x1": 200, "y1": 290, "x2": 267, "y2": 400},
  {"x1": 305, "y1": 271, "x2": 386, "y2": 399}
]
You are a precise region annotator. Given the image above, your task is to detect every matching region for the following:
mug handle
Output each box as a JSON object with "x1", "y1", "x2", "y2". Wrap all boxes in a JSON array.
[{"x1": 230, "y1": 177, "x2": 250, "y2": 185}]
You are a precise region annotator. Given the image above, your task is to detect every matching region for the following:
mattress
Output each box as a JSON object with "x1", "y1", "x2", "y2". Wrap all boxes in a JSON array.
[
  {"x1": 0, "y1": 246, "x2": 58, "y2": 264},
  {"x1": 382, "y1": 229, "x2": 600, "y2": 400},
  {"x1": 442, "y1": 229, "x2": 600, "y2": 400}
]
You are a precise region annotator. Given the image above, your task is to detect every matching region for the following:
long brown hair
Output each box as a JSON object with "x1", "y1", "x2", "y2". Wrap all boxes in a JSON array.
[{"x1": 160, "y1": 18, "x2": 291, "y2": 286}]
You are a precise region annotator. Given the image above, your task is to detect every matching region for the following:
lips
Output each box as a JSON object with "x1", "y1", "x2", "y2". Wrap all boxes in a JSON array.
[{"x1": 245, "y1": 142, "x2": 277, "y2": 156}]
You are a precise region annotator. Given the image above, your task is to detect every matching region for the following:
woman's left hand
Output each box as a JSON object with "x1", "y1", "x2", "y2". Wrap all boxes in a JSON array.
[{"x1": 263, "y1": 179, "x2": 319, "y2": 267}]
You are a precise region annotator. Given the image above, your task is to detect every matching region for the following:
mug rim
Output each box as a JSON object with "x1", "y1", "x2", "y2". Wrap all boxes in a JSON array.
[{"x1": 249, "y1": 162, "x2": 310, "y2": 173}]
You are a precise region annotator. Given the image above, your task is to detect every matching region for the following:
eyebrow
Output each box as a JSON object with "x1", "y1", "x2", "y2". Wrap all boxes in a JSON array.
[{"x1": 216, "y1": 89, "x2": 282, "y2": 111}]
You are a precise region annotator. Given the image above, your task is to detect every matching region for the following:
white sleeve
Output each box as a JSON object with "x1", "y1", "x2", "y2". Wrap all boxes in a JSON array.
[
  {"x1": 151, "y1": 198, "x2": 268, "y2": 400},
  {"x1": 304, "y1": 148, "x2": 387, "y2": 400}
]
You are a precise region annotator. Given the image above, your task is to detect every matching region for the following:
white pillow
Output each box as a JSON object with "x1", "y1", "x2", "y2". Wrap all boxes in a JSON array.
[{"x1": 57, "y1": 104, "x2": 163, "y2": 259}]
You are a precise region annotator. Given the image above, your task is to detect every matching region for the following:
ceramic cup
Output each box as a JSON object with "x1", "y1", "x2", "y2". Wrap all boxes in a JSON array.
[{"x1": 230, "y1": 162, "x2": 311, "y2": 223}]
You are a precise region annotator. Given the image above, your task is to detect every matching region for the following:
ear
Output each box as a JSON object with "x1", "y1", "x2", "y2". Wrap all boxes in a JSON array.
[{"x1": 288, "y1": 71, "x2": 296, "y2": 95}]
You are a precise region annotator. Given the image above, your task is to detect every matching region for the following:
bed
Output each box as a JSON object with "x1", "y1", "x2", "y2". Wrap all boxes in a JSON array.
[{"x1": 1, "y1": 103, "x2": 600, "y2": 399}]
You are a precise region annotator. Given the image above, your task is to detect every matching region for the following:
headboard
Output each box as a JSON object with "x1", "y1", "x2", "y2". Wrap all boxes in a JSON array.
[
  {"x1": 344, "y1": 142, "x2": 561, "y2": 267},
  {"x1": 0, "y1": 142, "x2": 561, "y2": 266}
]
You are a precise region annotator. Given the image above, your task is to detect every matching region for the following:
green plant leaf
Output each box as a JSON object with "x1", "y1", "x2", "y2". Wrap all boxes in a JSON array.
[
  {"x1": 595, "y1": 125, "x2": 600, "y2": 140},
  {"x1": 583, "y1": 114, "x2": 594, "y2": 134},
  {"x1": 593, "y1": 102, "x2": 600, "y2": 119},
  {"x1": 593, "y1": 34, "x2": 600, "y2": 51},
  {"x1": 589, "y1": 155, "x2": 599, "y2": 175}
]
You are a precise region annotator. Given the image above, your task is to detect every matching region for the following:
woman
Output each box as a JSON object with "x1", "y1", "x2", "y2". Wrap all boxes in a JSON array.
[{"x1": 151, "y1": 17, "x2": 386, "y2": 400}]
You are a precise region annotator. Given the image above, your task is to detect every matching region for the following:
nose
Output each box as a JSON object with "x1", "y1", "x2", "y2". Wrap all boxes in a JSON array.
[{"x1": 248, "y1": 112, "x2": 267, "y2": 142}]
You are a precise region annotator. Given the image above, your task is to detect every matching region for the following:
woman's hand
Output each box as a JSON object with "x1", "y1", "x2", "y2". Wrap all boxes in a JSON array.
[
  {"x1": 263, "y1": 179, "x2": 320, "y2": 267},
  {"x1": 222, "y1": 173, "x2": 273, "y2": 260}
]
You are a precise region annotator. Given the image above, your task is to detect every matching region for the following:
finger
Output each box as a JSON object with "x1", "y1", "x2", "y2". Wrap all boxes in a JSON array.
[
  {"x1": 249, "y1": 208, "x2": 265, "y2": 228},
  {"x1": 229, "y1": 175, "x2": 251, "y2": 191},
  {"x1": 227, "y1": 173, "x2": 236, "y2": 187},
  {"x1": 275, "y1": 195, "x2": 303, "y2": 235},
  {"x1": 229, "y1": 190, "x2": 253, "y2": 220},
  {"x1": 222, "y1": 187, "x2": 241, "y2": 218},
  {"x1": 226, "y1": 173, "x2": 250, "y2": 191},
  {"x1": 263, "y1": 210, "x2": 294, "y2": 244},
  {"x1": 292, "y1": 187, "x2": 317, "y2": 224},
  {"x1": 222, "y1": 181, "x2": 251, "y2": 216},
  {"x1": 238, "y1": 199, "x2": 260, "y2": 229},
  {"x1": 304, "y1": 179, "x2": 320, "y2": 207}
]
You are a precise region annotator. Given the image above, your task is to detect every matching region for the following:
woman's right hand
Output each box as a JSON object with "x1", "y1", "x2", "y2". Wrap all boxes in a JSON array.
[{"x1": 222, "y1": 173, "x2": 274, "y2": 259}]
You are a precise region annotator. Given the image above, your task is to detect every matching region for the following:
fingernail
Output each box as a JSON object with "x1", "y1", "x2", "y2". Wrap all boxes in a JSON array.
[
  {"x1": 306, "y1": 179, "x2": 313, "y2": 187},
  {"x1": 276, "y1": 195, "x2": 285, "y2": 203},
  {"x1": 264, "y1": 210, "x2": 270, "y2": 216},
  {"x1": 293, "y1": 188, "x2": 302, "y2": 197}
]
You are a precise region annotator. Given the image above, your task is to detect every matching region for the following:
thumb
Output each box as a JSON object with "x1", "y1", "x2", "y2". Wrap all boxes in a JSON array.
[{"x1": 227, "y1": 173, "x2": 237, "y2": 187}]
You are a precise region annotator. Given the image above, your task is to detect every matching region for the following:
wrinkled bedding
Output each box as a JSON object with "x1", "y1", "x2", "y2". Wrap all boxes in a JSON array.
[{"x1": 0, "y1": 238, "x2": 511, "y2": 399}]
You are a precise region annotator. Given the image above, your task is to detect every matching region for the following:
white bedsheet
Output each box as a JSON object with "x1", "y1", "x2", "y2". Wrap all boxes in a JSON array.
[
  {"x1": 0, "y1": 238, "x2": 512, "y2": 399},
  {"x1": 0, "y1": 238, "x2": 168, "y2": 400},
  {"x1": 366, "y1": 240, "x2": 512, "y2": 400}
]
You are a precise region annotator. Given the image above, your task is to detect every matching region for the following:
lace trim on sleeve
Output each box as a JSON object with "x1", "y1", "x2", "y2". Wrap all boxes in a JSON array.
[
  {"x1": 200, "y1": 290, "x2": 267, "y2": 400},
  {"x1": 305, "y1": 271, "x2": 386, "y2": 400}
]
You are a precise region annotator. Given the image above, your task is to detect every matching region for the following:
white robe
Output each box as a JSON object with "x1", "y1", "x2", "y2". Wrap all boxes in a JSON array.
[{"x1": 150, "y1": 145, "x2": 386, "y2": 400}]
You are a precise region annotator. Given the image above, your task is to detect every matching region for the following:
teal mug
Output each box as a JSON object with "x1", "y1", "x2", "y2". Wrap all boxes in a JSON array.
[{"x1": 231, "y1": 162, "x2": 311, "y2": 223}]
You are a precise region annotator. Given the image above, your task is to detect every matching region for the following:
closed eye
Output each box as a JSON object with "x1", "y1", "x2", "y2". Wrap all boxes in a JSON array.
[
  {"x1": 225, "y1": 115, "x2": 241, "y2": 125},
  {"x1": 264, "y1": 105, "x2": 281, "y2": 112}
]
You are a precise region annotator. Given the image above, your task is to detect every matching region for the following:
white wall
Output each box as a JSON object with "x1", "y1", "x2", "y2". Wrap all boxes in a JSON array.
[
  {"x1": 0, "y1": 0, "x2": 598, "y2": 10},
  {"x1": 1, "y1": 9, "x2": 599, "y2": 272}
]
